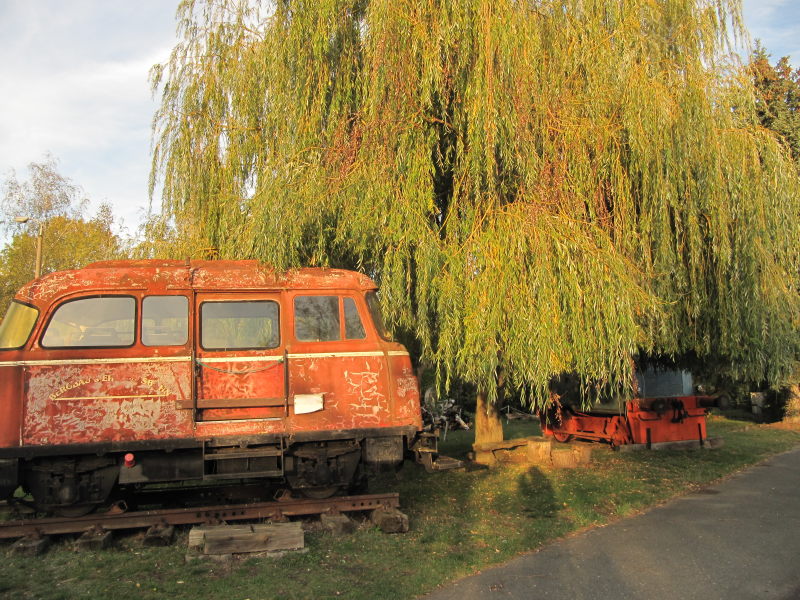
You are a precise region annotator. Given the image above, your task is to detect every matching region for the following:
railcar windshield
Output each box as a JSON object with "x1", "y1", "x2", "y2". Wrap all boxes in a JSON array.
[
  {"x1": 41, "y1": 296, "x2": 135, "y2": 348},
  {"x1": 0, "y1": 301, "x2": 39, "y2": 349}
]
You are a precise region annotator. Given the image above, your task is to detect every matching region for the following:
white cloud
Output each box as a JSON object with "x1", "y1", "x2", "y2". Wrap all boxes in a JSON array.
[
  {"x1": 741, "y1": 0, "x2": 800, "y2": 61},
  {"x1": 0, "y1": 0, "x2": 179, "y2": 235}
]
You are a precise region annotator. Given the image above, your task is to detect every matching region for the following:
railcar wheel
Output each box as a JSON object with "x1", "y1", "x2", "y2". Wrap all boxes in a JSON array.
[
  {"x1": 52, "y1": 503, "x2": 97, "y2": 518},
  {"x1": 300, "y1": 486, "x2": 340, "y2": 499},
  {"x1": 287, "y1": 440, "x2": 362, "y2": 499},
  {"x1": 24, "y1": 457, "x2": 117, "y2": 517},
  {"x1": 552, "y1": 431, "x2": 572, "y2": 443}
]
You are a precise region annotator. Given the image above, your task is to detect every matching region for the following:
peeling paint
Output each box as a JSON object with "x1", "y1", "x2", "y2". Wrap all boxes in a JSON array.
[
  {"x1": 23, "y1": 361, "x2": 193, "y2": 445},
  {"x1": 4, "y1": 260, "x2": 422, "y2": 452}
]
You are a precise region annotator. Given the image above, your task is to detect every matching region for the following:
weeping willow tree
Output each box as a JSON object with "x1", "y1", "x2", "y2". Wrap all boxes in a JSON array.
[{"x1": 150, "y1": 0, "x2": 800, "y2": 442}]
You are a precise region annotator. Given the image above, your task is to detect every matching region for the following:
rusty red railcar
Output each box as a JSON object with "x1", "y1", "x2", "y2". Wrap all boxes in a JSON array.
[{"x1": 0, "y1": 260, "x2": 428, "y2": 513}]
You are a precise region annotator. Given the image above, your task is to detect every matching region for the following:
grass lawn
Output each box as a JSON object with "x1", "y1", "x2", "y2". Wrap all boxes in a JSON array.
[{"x1": 2, "y1": 415, "x2": 798, "y2": 600}]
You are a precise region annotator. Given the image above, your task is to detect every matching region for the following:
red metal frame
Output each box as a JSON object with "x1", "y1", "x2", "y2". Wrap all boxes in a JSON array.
[{"x1": 541, "y1": 396, "x2": 710, "y2": 448}]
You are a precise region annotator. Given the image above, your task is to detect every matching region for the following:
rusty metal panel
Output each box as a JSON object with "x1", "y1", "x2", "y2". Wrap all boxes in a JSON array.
[
  {"x1": 195, "y1": 358, "x2": 286, "y2": 421},
  {"x1": 22, "y1": 359, "x2": 193, "y2": 445},
  {"x1": 626, "y1": 397, "x2": 708, "y2": 444},
  {"x1": 542, "y1": 396, "x2": 710, "y2": 446},
  {"x1": 386, "y1": 351, "x2": 422, "y2": 428},
  {"x1": 291, "y1": 353, "x2": 391, "y2": 429}
]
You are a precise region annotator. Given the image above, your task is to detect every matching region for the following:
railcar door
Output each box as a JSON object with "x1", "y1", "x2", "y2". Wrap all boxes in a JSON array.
[
  {"x1": 193, "y1": 294, "x2": 286, "y2": 421},
  {"x1": 287, "y1": 293, "x2": 394, "y2": 431}
]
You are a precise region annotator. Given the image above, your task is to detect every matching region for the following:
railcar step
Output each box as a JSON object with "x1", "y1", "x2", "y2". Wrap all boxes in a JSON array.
[
  {"x1": 204, "y1": 470, "x2": 284, "y2": 480},
  {"x1": 430, "y1": 455, "x2": 464, "y2": 470},
  {"x1": 204, "y1": 448, "x2": 283, "y2": 460}
]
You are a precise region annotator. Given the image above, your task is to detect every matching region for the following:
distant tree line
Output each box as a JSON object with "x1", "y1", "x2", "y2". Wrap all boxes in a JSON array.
[{"x1": 0, "y1": 156, "x2": 126, "y2": 315}]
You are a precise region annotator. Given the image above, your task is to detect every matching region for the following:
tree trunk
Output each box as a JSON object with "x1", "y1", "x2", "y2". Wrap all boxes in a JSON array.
[
  {"x1": 784, "y1": 385, "x2": 800, "y2": 423},
  {"x1": 474, "y1": 390, "x2": 504, "y2": 446}
]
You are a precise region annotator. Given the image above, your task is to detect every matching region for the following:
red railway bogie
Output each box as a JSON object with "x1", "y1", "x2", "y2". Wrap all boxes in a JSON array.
[
  {"x1": 541, "y1": 396, "x2": 711, "y2": 448},
  {"x1": 0, "y1": 260, "x2": 424, "y2": 512}
]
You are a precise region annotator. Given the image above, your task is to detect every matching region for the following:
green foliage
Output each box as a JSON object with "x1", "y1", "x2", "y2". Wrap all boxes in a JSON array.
[
  {"x1": 748, "y1": 43, "x2": 800, "y2": 162},
  {"x1": 132, "y1": 212, "x2": 193, "y2": 259},
  {"x1": 0, "y1": 159, "x2": 126, "y2": 314},
  {"x1": 150, "y1": 0, "x2": 800, "y2": 406}
]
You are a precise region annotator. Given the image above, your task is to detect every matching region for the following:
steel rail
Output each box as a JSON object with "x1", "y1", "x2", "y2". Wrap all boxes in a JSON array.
[{"x1": 0, "y1": 492, "x2": 400, "y2": 539}]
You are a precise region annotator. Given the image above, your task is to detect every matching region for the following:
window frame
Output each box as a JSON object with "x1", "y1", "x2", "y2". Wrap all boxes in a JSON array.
[
  {"x1": 199, "y1": 299, "x2": 281, "y2": 351},
  {"x1": 40, "y1": 295, "x2": 138, "y2": 350}
]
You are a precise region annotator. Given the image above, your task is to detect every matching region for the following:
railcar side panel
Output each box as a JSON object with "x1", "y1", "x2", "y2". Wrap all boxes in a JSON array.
[
  {"x1": 290, "y1": 353, "x2": 392, "y2": 429},
  {"x1": 387, "y1": 352, "x2": 423, "y2": 428},
  {"x1": 22, "y1": 360, "x2": 194, "y2": 445},
  {"x1": 194, "y1": 356, "x2": 286, "y2": 422}
]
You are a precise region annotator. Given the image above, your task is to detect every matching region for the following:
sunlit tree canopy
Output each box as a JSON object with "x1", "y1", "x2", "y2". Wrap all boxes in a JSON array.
[
  {"x1": 150, "y1": 0, "x2": 800, "y2": 405},
  {"x1": 1, "y1": 158, "x2": 126, "y2": 314}
]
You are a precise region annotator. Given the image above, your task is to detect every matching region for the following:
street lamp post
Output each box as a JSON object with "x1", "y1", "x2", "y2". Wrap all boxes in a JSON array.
[{"x1": 14, "y1": 216, "x2": 44, "y2": 279}]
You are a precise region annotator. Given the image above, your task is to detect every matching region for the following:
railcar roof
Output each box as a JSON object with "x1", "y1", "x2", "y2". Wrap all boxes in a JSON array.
[{"x1": 14, "y1": 260, "x2": 378, "y2": 307}]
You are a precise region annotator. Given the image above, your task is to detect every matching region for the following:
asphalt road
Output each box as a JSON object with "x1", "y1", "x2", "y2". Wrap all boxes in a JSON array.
[{"x1": 422, "y1": 447, "x2": 800, "y2": 600}]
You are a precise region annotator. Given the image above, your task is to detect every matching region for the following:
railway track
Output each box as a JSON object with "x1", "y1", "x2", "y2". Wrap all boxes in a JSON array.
[{"x1": 0, "y1": 492, "x2": 400, "y2": 540}]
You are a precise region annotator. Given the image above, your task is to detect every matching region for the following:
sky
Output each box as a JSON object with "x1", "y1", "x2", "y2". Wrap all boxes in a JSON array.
[
  {"x1": 743, "y1": 0, "x2": 800, "y2": 60},
  {"x1": 0, "y1": 0, "x2": 798, "y2": 241},
  {"x1": 0, "y1": 1, "x2": 179, "y2": 238}
]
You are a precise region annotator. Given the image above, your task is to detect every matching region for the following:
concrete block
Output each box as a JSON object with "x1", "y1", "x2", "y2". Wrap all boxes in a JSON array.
[
  {"x1": 551, "y1": 447, "x2": 578, "y2": 469},
  {"x1": 143, "y1": 525, "x2": 175, "y2": 547},
  {"x1": 320, "y1": 513, "x2": 356, "y2": 535},
  {"x1": 76, "y1": 528, "x2": 113, "y2": 551},
  {"x1": 371, "y1": 507, "x2": 409, "y2": 534},
  {"x1": 571, "y1": 444, "x2": 593, "y2": 465},
  {"x1": 10, "y1": 535, "x2": 50, "y2": 556},
  {"x1": 527, "y1": 438, "x2": 553, "y2": 464}
]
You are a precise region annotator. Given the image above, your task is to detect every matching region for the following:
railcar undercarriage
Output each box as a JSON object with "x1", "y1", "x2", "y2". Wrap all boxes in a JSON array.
[{"x1": 14, "y1": 433, "x2": 413, "y2": 514}]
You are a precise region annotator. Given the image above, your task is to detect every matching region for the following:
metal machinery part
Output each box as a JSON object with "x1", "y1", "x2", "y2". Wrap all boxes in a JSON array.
[
  {"x1": 23, "y1": 456, "x2": 118, "y2": 515},
  {"x1": 541, "y1": 395, "x2": 716, "y2": 448}
]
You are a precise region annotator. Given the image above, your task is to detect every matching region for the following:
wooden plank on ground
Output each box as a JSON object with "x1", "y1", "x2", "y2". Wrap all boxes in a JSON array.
[{"x1": 190, "y1": 522, "x2": 304, "y2": 555}]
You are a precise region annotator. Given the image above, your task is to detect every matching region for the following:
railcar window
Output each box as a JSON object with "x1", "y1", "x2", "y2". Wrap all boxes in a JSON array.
[
  {"x1": 365, "y1": 291, "x2": 392, "y2": 341},
  {"x1": 201, "y1": 301, "x2": 279, "y2": 350},
  {"x1": 294, "y1": 296, "x2": 340, "y2": 342},
  {"x1": 41, "y1": 297, "x2": 135, "y2": 348},
  {"x1": 0, "y1": 301, "x2": 39, "y2": 349},
  {"x1": 142, "y1": 296, "x2": 188, "y2": 346},
  {"x1": 343, "y1": 297, "x2": 366, "y2": 339}
]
